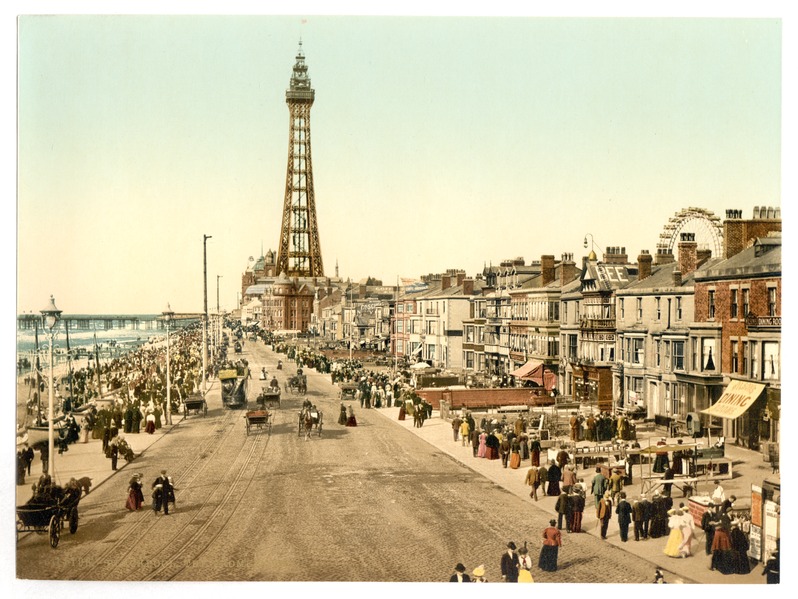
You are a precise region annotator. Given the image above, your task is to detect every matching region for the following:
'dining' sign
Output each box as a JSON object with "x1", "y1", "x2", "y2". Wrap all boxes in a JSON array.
[{"x1": 701, "y1": 380, "x2": 765, "y2": 420}]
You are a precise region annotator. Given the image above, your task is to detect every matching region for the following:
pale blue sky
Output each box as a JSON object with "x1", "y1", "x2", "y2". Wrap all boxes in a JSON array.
[{"x1": 14, "y1": 11, "x2": 784, "y2": 314}]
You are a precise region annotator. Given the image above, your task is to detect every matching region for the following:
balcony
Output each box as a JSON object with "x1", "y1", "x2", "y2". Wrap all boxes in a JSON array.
[{"x1": 579, "y1": 317, "x2": 615, "y2": 330}]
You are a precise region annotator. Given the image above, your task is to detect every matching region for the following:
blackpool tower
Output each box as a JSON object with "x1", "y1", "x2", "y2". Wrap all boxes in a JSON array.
[{"x1": 276, "y1": 42, "x2": 324, "y2": 278}]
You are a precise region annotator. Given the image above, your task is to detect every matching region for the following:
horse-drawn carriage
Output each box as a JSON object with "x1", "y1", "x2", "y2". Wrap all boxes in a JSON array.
[
  {"x1": 183, "y1": 393, "x2": 208, "y2": 417},
  {"x1": 339, "y1": 382, "x2": 358, "y2": 401},
  {"x1": 234, "y1": 340, "x2": 242, "y2": 353},
  {"x1": 256, "y1": 386, "x2": 281, "y2": 409},
  {"x1": 298, "y1": 403, "x2": 323, "y2": 438},
  {"x1": 285, "y1": 374, "x2": 307, "y2": 395},
  {"x1": 16, "y1": 491, "x2": 80, "y2": 548},
  {"x1": 244, "y1": 409, "x2": 272, "y2": 436}
]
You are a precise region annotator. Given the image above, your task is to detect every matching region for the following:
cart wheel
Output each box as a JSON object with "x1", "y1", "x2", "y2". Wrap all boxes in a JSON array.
[
  {"x1": 49, "y1": 515, "x2": 60, "y2": 548},
  {"x1": 69, "y1": 507, "x2": 79, "y2": 534}
]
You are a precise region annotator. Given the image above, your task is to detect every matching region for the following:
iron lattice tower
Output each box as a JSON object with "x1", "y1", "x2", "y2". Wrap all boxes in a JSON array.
[{"x1": 276, "y1": 42, "x2": 324, "y2": 278}]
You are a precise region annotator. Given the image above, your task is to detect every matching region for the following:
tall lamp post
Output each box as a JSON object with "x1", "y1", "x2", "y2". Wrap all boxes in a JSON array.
[
  {"x1": 216, "y1": 275, "x2": 223, "y2": 352},
  {"x1": 41, "y1": 295, "x2": 62, "y2": 477},
  {"x1": 203, "y1": 234, "x2": 212, "y2": 396},
  {"x1": 162, "y1": 304, "x2": 174, "y2": 425}
]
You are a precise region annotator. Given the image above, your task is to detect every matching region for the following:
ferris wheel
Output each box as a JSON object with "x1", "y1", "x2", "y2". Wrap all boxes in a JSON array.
[{"x1": 657, "y1": 207, "x2": 724, "y2": 257}]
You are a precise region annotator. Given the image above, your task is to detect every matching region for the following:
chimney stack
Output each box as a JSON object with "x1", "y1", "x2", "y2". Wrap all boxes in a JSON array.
[
  {"x1": 441, "y1": 274, "x2": 452, "y2": 290},
  {"x1": 456, "y1": 272, "x2": 465, "y2": 287},
  {"x1": 541, "y1": 255, "x2": 556, "y2": 286},
  {"x1": 696, "y1": 248, "x2": 712, "y2": 268},
  {"x1": 560, "y1": 253, "x2": 578, "y2": 287},
  {"x1": 654, "y1": 246, "x2": 675, "y2": 265},
  {"x1": 637, "y1": 250, "x2": 652, "y2": 281},
  {"x1": 678, "y1": 232, "x2": 697, "y2": 275},
  {"x1": 604, "y1": 246, "x2": 628, "y2": 265},
  {"x1": 463, "y1": 278, "x2": 474, "y2": 295},
  {"x1": 672, "y1": 268, "x2": 682, "y2": 286}
]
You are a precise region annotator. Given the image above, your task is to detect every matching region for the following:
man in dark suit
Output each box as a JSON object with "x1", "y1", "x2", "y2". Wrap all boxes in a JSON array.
[
  {"x1": 615, "y1": 491, "x2": 633, "y2": 542},
  {"x1": 632, "y1": 497, "x2": 645, "y2": 541},
  {"x1": 639, "y1": 494, "x2": 652, "y2": 539},
  {"x1": 500, "y1": 541, "x2": 520, "y2": 582},
  {"x1": 152, "y1": 469, "x2": 175, "y2": 515},
  {"x1": 449, "y1": 563, "x2": 470, "y2": 582}
]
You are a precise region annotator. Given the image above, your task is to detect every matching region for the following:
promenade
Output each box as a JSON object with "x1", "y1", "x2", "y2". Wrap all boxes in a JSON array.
[
  {"x1": 372, "y1": 405, "x2": 773, "y2": 585},
  {"x1": 14, "y1": 370, "x2": 775, "y2": 584}
]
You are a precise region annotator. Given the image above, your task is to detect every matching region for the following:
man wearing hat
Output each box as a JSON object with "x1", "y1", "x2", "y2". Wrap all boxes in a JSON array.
[
  {"x1": 449, "y1": 563, "x2": 470, "y2": 582},
  {"x1": 500, "y1": 541, "x2": 520, "y2": 582},
  {"x1": 152, "y1": 469, "x2": 175, "y2": 515}
]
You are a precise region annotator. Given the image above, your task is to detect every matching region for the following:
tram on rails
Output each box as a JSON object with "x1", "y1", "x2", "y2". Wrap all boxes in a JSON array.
[{"x1": 219, "y1": 368, "x2": 248, "y2": 409}]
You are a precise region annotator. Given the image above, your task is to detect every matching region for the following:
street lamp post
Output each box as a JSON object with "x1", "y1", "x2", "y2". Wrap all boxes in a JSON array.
[
  {"x1": 203, "y1": 234, "x2": 212, "y2": 396},
  {"x1": 162, "y1": 304, "x2": 174, "y2": 425},
  {"x1": 216, "y1": 275, "x2": 223, "y2": 353},
  {"x1": 41, "y1": 295, "x2": 62, "y2": 477}
]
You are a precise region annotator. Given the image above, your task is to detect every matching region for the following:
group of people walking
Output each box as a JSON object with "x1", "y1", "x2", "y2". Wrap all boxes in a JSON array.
[{"x1": 125, "y1": 469, "x2": 175, "y2": 514}]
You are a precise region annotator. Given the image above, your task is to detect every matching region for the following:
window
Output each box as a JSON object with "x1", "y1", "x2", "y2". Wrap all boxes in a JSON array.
[
  {"x1": 397, "y1": 304, "x2": 404, "y2": 313},
  {"x1": 631, "y1": 337, "x2": 644, "y2": 364},
  {"x1": 742, "y1": 341, "x2": 748, "y2": 375},
  {"x1": 675, "y1": 297, "x2": 683, "y2": 321},
  {"x1": 465, "y1": 352, "x2": 474, "y2": 369},
  {"x1": 426, "y1": 344, "x2": 435, "y2": 361},
  {"x1": 655, "y1": 339, "x2": 661, "y2": 367},
  {"x1": 562, "y1": 302, "x2": 568, "y2": 324},
  {"x1": 655, "y1": 297, "x2": 661, "y2": 320},
  {"x1": 672, "y1": 341, "x2": 685, "y2": 371},
  {"x1": 702, "y1": 339, "x2": 716, "y2": 371},
  {"x1": 671, "y1": 382, "x2": 682, "y2": 417},
  {"x1": 730, "y1": 289, "x2": 738, "y2": 318},
  {"x1": 763, "y1": 342, "x2": 779, "y2": 380},
  {"x1": 636, "y1": 297, "x2": 643, "y2": 320},
  {"x1": 396, "y1": 320, "x2": 404, "y2": 333},
  {"x1": 619, "y1": 298, "x2": 625, "y2": 319},
  {"x1": 731, "y1": 340, "x2": 739, "y2": 373},
  {"x1": 465, "y1": 325, "x2": 474, "y2": 343},
  {"x1": 742, "y1": 289, "x2": 750, "y2": 317},
  {"x1": 750, "y1": 341, "x2": 758, "y2": 379},
  {"x1": 568, "y1": 335, "x2": 578, "y2": 361},
  {"x1": 768, "y1": 287, "x2": 777, "y2": 317},
  {"x1": 708, "y1": 290, "x2": 715, "y2": 319}
]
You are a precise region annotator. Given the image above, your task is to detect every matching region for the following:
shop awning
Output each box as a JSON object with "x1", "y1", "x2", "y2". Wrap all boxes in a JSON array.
[
  {"x1": 510, "y1": 359, "x2": 556, "y2": 391},
  {"x1": 701, "y1": 380, "x2": 766, "y2": 420},
  {"x1": 510, "y1": 359, "x2": 542, "y2": 379}
]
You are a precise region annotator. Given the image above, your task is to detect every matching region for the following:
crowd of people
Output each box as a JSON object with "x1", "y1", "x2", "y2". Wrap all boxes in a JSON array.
[{"x1": 432, "y1": 407, "x2": 765, "y2": 581}]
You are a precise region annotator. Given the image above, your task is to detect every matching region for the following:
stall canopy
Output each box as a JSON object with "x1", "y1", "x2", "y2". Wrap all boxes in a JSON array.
[
  {"x1": 701, "y1": 380, "x2": 766, "y2": 420},
  {"x1": 510, "y1": 359, "x2": 557, "y2": 391}
]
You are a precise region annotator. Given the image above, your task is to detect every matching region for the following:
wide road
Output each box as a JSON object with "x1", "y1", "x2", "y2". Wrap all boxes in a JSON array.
[{"x1": 17, "y1": 339, "x2": 655, "y2": 583}]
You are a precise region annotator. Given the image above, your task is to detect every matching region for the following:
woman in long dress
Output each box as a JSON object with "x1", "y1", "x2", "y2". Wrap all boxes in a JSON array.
[
  {"x1": 338, "y1": 403, "x2": 347, "y2": 425},
  {"x1": 730, "y1": 523, "x2": 751, "y2": 574},
  {"x1": 345, "y1": 406, "x2": 358, "y2": 427},
  {"x1": 678, "y1": 507, "x2": 695, "y2": 557},
  {"x1": 529, "y1": 436, "x2": 542, "y2": 466},
  {"x1": 538, "y1": 519, "x2": 562, "y2": 572},
  {"x1": 509, "y1": 438, "x2": 522, "y2": 469},
  {"x1": 546, "y1": 462, "x2": 562, "y2": 496},
  {"x1": 477, "y1": 432, "x2": 488, "y2": 458},
  {"x1": 125, "y1": 474, "x2": 145, "y2": 511},
  {"x1": 663, "y1": 509, "x2": 684, "y2": 557}
]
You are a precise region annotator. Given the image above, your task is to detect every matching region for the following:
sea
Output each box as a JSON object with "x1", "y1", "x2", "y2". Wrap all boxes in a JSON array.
[{"x1": 15, "y1": 314, "x2": 193, "y2": 369}]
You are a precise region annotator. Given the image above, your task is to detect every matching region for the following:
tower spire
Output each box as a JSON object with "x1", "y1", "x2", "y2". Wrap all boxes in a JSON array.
[{"x1": 276, "y1": 43, "x2": 324, "y2": 278}]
